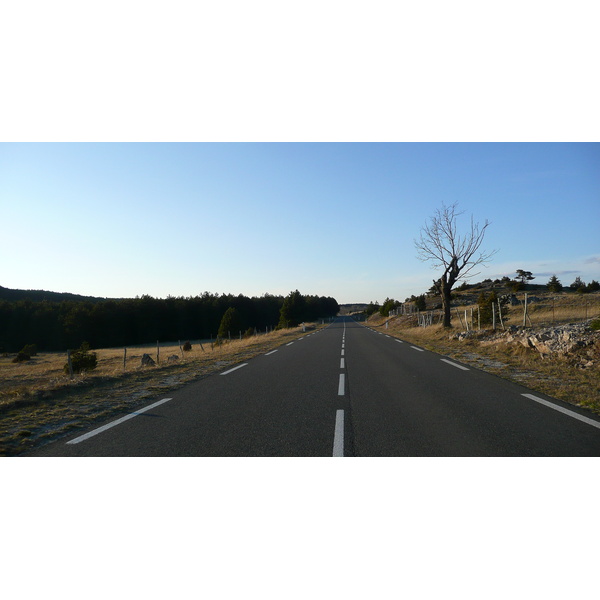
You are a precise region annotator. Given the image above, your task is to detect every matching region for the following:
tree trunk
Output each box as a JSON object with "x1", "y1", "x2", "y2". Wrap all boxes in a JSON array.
[{"x1": 441, "y1": 283, "x2": 452, "y2": 328}]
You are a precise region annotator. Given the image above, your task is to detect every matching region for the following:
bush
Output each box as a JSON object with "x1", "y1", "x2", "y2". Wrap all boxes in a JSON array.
[
  {"x1": 12, "y1": 351, "x2": 31, "y2": 363},
  {"x1": 590, "y1": 318, "x2": 600, "y2": 331},
  {"x1": 64, "y1": 341, "x2": 97, "y2": 374},
  {"x1": 244, "y1": 327, "x2": 255, "y2": 339},
  {"x1": 182, "y1": 340, "x2": 192, "y2": 352}
]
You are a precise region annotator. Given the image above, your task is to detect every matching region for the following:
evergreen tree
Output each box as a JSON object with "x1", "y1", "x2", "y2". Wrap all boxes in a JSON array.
[
  {"x1": 278, "y1": 290, "x2": 306, "y2": 328},
  {"x1": 546, "y1": 275, "x2": 563, "y2": 293},
  {"x1": 218, "y1": 307, "x2": 242, "y2": 339}
]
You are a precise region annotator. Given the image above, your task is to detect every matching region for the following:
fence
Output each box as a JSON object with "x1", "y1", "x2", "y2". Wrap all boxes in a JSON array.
[{"x1": 409, "y1": 292, "x2": 600, "y2": 331}]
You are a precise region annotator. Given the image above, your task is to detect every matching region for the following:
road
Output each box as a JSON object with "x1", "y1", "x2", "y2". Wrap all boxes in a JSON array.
[{"x1": 28, "y1": 316, "x2": 600, "y2": 456}]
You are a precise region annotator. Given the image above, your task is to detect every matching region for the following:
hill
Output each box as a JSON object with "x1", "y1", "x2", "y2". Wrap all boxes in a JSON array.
[{"x1": 0, "y1": 285, "x2": 110, "y2": 304}]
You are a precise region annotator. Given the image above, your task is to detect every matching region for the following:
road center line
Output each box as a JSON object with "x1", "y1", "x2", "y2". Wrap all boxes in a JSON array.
[
  {"x1": 410, "y1": 346, "x2": 425, "y2": 352},
  {"x1": 220, "y1": 363, "x2": 248, "y2": 375},
  {"x1": 522, "y1": 393, "x2": 600, "y2": 430},
  {"x1": 341, "y1": 349, "x2": 345, "y2": 356},
  {"x1": 340, "y1": 358, "x2": 345, "y2": 369},
  {"x1": 441, "y1": 358, "x2": 469, "y2": 371},
  {"x1": 333, "y1": 410, "x2": 344, "y2": 457},
  {"x1": 66, "y1": 397, "x2": 174, "y2": 445},
  {"x1": 338, "y1": 374, "x2": 345, "y2": 395}
]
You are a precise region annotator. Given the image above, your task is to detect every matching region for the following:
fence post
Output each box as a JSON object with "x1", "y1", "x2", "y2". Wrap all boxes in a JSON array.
[
  {"x1": 497, "y1": 300, "x2": 505, "y2": 330},
  {"x1": 523, "y1": 293, "x2": 528, "y2": 327},
  {"x1": 478, "y1": 306, "x2": 481, "y2": 330},
  {"x1": 157, "y1": 341, "x2": 160, "y2": 364},
  {"x1": 492, "y1": 303, "x2": 496, "y2": 330},
  {"x1": 123, "y1": 347, "x2": 127, "y2": 371}
]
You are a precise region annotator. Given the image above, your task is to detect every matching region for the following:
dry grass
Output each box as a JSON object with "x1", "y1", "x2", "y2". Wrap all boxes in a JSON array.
[
  {"x1": 0, "y1": 326, "x2": 320, "y2": 456},
  {"x1": 449, "y1": 290, "x2": 600, "y2": 329},
  {"x1": 366, "y1": 312, "x2": 600, "y2": 416}
]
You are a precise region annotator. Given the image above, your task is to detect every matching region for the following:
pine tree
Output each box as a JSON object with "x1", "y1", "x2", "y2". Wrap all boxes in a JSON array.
[
  {"x1": 546, "y1": 275, "x2": 563, "y2": 293},
  {"x1": 278, "y1": 290, "x2": 306, "y2": 328},
  {"x1": 218, "y1": 307, "x2": 241, "y2": 339}
]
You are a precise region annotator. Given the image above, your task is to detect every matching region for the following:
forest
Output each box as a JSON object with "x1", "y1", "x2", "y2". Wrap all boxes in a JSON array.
[{"x1": 0, "y1": 290, "x2": 340, "y2": 352}]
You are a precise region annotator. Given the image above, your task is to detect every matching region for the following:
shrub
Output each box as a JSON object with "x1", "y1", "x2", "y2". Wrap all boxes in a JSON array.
[
  {"x1": 64, "y1": 341, "x2": 97, "y2": 374},
  {"x1": 243, "y1": 327, "x2": 255, "y2": 339},
  {"x1": 590, "y1": 318, "x2": 600, "y2": 331},
  {"x1": 12, "y1": 351, "x2": 31, "y2": 363},
  {"x1": 182, "y1": 340, "x2": 192, "y2": 352},
  {"x1": 21, "y1": 344, "x2": 38, "y2": 357}
]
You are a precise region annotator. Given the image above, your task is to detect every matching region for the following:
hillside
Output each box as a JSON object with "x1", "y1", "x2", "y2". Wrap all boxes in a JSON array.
[{"x1": 0, "y1": 285, "x2": 110, "y2": 304}]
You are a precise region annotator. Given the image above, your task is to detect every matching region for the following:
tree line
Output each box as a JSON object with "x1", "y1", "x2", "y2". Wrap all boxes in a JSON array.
[{"x1": 0, "y1": 291, "x2": 339, "y2": 353}]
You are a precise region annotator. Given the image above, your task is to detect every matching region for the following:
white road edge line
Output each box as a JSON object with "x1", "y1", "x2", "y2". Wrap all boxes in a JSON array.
[
  {"x1": 220, "y1": 363, "x2": 248, "y2": 375},
  {"x1": 522, "y1": 393, "x2": 600, "y2": 430},
  {"x1": 338, "y1": 374, "x2": 345, "y2": 395},
  {"x1": 333, "y1": 410, "x2": 344, "y2": 457},
  {"x1": 411, "y1": 346, "x2": 424, "y2": 352},
  {"x1": 265, "y1": 350, "x2": 278, "y2": 356},
  {"x1": 66, "y1": 397, "x2": 174, "y2": 445},
  {"x1": 441, "y1": 358, "x2": 469, "y2": 371}
]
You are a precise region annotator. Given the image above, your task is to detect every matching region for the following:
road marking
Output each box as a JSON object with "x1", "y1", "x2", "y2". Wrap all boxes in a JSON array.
[
  {"x1": 286, "y1": 342, "x2": 294, "y2": 346},
  {"x1": 342, "y1": 343, "x2": 345, "y2": 349},
  {"x1": 441, "y1": 358, "x2": 469, "y2": 371},
  {"x1": 265, "y1": 350, "x2": 278, "y2": 356},
  {"x1": 338, "y1": 374, "x2": 345, "y2": 395},
  {"x1": 340, "y1": 358, "x2": 345, "y2": 369},
  {"x1": 220, "y1": 363, "x2": 248, "y2": 375},
  {"x1": 411, "y1": 346, "x2": 424, "y2": 352},
  {"x1": 66, "y1": 397, "x2": 174, "y2": 445},
  {"x1": 395, "y1": 339, "x2": 403, "y2": 344},
  {"x1": 385, "y1": 335, "x2": 390, "y2": 338},
  {"x1": 522, "y1": 394, "x2": 600, "y2": 430},
  {"x1": 333, "y1": 410, "x2": 344, "y2": 457},
  {"x1": 341, "y1": 349, "x2": 345, "y2": 356}
]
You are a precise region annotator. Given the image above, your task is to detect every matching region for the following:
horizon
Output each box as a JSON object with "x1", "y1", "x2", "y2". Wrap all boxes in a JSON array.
[{"x1": 2, "y1": 142, "x2": 599, "y2": 305}]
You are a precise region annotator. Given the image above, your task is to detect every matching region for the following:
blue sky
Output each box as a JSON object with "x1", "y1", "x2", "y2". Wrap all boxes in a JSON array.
[{"x1": 1, "y1": 142, "x2": 598, "y2": 304}]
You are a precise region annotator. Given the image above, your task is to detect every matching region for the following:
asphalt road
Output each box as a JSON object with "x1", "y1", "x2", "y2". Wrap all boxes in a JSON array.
[{"x1": 28, "y1": 316, "x2": 600, "y2": 456}]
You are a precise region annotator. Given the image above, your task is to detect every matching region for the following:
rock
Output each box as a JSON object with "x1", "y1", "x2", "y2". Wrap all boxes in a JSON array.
[
  {"x1": 141, "y1": 353, "x2": 156, "y2": 367},
  {"x1": 167, "y1": 355, "x2": 179, "y2": 363}
]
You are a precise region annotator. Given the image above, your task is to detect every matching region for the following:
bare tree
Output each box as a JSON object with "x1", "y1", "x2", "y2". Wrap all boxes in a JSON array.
[{"x1": 415, "y1": 203, "x2": 497, "y2": 328}]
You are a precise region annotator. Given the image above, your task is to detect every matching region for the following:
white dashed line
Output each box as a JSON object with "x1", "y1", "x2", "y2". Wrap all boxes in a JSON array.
[
  {"x1": 333, "y1": 410, "x2": 344, "y2": 457},
  {"x1": 341, "y1": 349, "x2": 345, "y2": 356},
  {"x1": 66, "y1": 397, "x2": 173, "y2": 445},
  {"x1": 522, "y1": 394, "x2": 600, "y2": 430},
  {"x1": 411, "y1": 346, "x2": 424, "y2": 352},
  {"x1": 395, "y1": 339, "x2": 403, "y2": 344},
  {"x1": 265, "y1": 350, "x2": 278, "y2": 356},
  {"x1": 340, "y1": 358, "x2": 345, "y2": 369},
  {"x1": 220, "y1": 363, "x2": 248, "y2": 375},
  {"x1": 338, "y1": 374, "x2": 345, "y2": 395},
  {"x1": 441, "y1": 359, "x2": 469, "y2": 371},
  {"x1": 286, "y1": 342, "x2": 294, "y2": 346}
]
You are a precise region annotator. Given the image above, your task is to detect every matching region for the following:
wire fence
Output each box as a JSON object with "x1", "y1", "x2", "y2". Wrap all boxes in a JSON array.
[{"x1": 398, "y1": 292, "x2": 600, "y2": 331}]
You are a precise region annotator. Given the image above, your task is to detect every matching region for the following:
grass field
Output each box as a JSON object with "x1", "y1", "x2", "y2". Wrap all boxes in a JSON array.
[{"x1": 0, "y1": 325, "x2": 320, "y2": 456}]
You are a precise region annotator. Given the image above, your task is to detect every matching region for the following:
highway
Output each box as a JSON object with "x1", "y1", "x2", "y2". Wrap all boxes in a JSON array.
[{"x1": 28, "y1": 316, "x2": 600, "y2": 456}]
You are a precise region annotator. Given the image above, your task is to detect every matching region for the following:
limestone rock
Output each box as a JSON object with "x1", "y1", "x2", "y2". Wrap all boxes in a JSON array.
[{"x1": 141, "y1": 353, "x2": 156, "y2": 367}]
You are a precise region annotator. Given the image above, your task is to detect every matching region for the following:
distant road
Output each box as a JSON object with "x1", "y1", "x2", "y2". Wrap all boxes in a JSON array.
[{"x1": 28, "y1": 317, "x2": 600, "y2": 456}]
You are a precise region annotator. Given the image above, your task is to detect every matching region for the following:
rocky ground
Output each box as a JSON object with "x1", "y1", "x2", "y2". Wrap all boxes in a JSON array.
[{"x1": 453, "y1": 320, "x2": 600, "y2": 370}]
